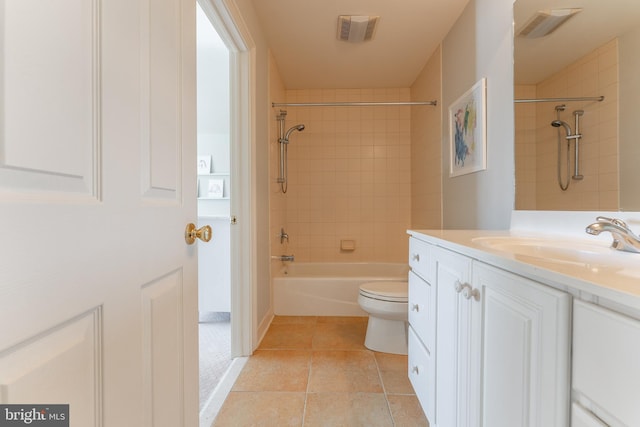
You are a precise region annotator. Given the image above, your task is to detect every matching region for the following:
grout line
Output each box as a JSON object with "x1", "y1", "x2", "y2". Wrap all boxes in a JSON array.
[{"x1": 372, "y1": 353, "x2": 398, "y2": 426}]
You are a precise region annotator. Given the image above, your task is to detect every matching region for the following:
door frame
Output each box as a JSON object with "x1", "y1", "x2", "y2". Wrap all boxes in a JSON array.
[{"x1": 197, "y1": 0, "x2": 254, "y2": 357}]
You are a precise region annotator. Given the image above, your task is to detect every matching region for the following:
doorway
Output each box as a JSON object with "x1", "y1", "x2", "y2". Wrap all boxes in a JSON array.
[
  {"x1": 196, "y1": 0, "x2": 232, "y2": 416},
  {"x1": 196, "y1": 0, "x2": 254, "y2": 423}
]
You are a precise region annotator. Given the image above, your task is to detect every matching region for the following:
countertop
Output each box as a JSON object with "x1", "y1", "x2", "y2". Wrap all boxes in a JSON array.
[{"x1": 409, "y1": 228, "x2": 640, "y2": 311}]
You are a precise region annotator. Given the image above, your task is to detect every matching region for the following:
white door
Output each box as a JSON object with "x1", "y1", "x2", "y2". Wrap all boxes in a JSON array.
[{"x1": 0, "y1": 0, "x2": 199, "y2": 426}]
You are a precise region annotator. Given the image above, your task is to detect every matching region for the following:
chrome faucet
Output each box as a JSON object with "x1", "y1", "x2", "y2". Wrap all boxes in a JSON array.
[{"x1": 585, "y1": 216, "x2": 640, "y2": 253}]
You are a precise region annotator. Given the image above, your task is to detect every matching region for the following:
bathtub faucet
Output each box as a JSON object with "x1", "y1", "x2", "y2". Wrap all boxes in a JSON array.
[
  {"x1": 272, "y1": 255, "x2": 294, "y2": 262},
  {"x1": 279, "y1": 228, "x2": 289, "y2": 244}
]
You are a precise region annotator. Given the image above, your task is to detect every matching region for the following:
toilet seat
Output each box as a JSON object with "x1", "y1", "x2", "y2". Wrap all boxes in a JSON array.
[{"x1": 359, "y1": 281, "x2": 408, "y2": 302}]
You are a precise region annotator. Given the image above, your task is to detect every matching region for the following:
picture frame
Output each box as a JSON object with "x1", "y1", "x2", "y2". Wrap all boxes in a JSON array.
[
  {"x1": 449, "y1": 78, "x2": 487, "y2": 177},
  {"x1": 197, "y1": 155, "x2": 212, "y2": 174},
  {"x1": 207, "y1": 179, "x2": 224, "y2": 198}
]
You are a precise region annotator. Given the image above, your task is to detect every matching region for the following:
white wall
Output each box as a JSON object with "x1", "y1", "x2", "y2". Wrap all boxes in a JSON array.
[
  {"x1": 232, "y1": 0, "x2": 274, "y2": 346},
  {"x1": 441, "y1": 0, "x2": 515, "y2": 229}
]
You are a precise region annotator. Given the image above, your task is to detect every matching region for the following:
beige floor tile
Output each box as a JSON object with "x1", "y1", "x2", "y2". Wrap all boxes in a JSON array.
[
  {"x1": 213, "y1": 391, "x2": 305, "y2": 426},
  {"x1": 312, "y1": 321, "x2": 368, "y2": 350},
  {"x1": 316, "y1": 316, "x2": 368, "y2": 324},
  {"x1": 374, "y1": 352, "x2": 408, "y2": 371},
  {"x1": 386, "y1": 394, "x2": 429, "y2": 427},
  {"x1": 272, "y1": 315, "x2": 318, "y2": 325},
  {"x1": 374, "y1": 353, "x2": 415, "y2": 394},
  {"x1": 308, "y1": 350, "x2": 383, "y2": 392},
  {"x1": 259, "y1": 323, "x2": 315, "y2": 349},
  {"x1": 304, "y1": 392, "x2": 393, "y2": 427},
  {"x1": 232, "y1": 350, "x2": 312, "y2": 392},
  {"x1": 379, "y1": 369, "x2": 415, "y2": 395},
  {"x1": 215, "y1": 317, "x2": 429, "y2": 427}
]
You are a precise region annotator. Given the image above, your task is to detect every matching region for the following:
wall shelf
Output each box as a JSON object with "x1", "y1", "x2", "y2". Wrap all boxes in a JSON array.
[{"x1": 198, "y1": 172, "x2": 229, "y2": 176}]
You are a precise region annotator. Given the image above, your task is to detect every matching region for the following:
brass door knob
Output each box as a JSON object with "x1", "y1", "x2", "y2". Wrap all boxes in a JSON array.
[{"x1": 185, "y1": 223, "x2": 212, "y2": 245}]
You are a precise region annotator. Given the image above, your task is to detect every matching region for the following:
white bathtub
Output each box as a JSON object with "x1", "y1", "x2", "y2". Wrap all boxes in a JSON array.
[{"x1": 273, "y1": 263, "x2": 409, "y2": 316}]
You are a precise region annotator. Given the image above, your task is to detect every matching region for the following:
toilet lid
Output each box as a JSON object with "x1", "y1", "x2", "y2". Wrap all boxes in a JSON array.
[{"x1": 359, "y1": 281, "x2": 408, "y2": 302}]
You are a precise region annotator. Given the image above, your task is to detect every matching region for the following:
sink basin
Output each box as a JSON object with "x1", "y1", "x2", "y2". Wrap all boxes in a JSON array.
[{"x1": 471, "y1": 236, "x2": 614, "y2": 267}]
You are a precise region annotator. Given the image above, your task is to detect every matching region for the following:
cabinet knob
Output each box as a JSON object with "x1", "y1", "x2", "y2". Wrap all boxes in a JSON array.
[
  {"x1": 462, "y1": 286, "x2": 481, "y2": 301},
  {"x1": 454, "y1": 280, "x2": 464, "y2": 293},
  {"x1": 411, "y1": 304, "x2": 420, "y2": 312},
  {"x1": 411, "y1": 365, "x2": 420, "y2": 375},
  {"x1": 411, "y1": 253, "x2": 420, "y2": 262}
]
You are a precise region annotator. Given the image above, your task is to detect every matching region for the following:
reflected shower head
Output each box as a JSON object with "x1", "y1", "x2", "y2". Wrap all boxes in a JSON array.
[
  {"x1": 551, "y1": 119, "x2": 572, "y2": 136},
  {"x1": 284, "y1": 124, "x2": 305, "y2": 140}
]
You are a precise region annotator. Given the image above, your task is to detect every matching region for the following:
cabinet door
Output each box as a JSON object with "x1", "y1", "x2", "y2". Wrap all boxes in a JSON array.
[
  {"x1": 573, "y1": 300, "x2": 640, "y2": 427},
  {"x1": 474, "y1": 263, "x2": 570, "y2": 427},
  {"x1": 434, "y1": 247, "x2": 479, "y2": 427},
  {"x1": 571, "y1": 404, "x2": 608, "y2": 427}
]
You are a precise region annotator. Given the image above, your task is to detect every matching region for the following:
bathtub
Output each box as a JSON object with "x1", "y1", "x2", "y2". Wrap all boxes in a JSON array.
[{"x1": 273, "y1": 263, "x2": 409, "y2": 316}]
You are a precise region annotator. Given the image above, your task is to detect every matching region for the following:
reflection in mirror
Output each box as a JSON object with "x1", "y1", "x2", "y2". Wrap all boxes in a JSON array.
[{"x1": 514, "y1": 0, "x2": 640, "y2": 211}]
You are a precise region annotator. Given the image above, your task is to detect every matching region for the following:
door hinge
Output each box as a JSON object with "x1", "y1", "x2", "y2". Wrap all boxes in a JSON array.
[{"x1": 231, "y1": 215, "x2": 237, "y2": 225}]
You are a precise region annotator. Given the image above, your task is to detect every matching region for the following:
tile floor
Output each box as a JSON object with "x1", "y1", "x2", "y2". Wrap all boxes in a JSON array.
[{"x1": 212, "y1": 316, "x2": 429, "y2": 426}]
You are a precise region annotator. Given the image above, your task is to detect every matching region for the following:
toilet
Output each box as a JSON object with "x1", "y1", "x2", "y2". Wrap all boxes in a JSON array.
[{"x1": 358, "y1": 281, "x2": 408, "y2": 355}]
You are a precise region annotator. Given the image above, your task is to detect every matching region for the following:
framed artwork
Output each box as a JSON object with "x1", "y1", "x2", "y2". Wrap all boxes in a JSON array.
[
  {"x1": 449, "y1": 78, "x2": 487, "y2": 177},
  {"x1": 197, "y1": 155, "x2": 212, "y2": 174},
  {"x1": 207, "y1": 179, "x2": 224, "y2": 198}
]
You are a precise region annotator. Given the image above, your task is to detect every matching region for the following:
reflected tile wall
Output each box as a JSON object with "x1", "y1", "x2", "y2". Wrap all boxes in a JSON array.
[{"x1": 534, "y1": 39, "x2": 619, "y2": 210}]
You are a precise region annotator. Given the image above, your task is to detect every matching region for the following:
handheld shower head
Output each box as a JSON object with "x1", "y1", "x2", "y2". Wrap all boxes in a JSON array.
[
  {"x1": 551, "y1": 119, "x2": 573, "y2": 137},
  {"x1": 284, "y1": 124, "x2": 305, "y2": 140}
]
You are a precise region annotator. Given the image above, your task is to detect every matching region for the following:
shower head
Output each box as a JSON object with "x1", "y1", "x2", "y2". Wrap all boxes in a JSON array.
[
  {"x1": 551, "y1": 120, "x2": 573, "y2": 136},
  {"x1": 284, "y1": 124, "x2": 305, "y2": 140}
]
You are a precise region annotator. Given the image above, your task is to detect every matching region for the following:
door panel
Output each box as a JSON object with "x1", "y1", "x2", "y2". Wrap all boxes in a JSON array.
[
  {"x1": 142, "y1": 271, "x2": 185, "y2": 427},
  {"x1": 0, "y1": 0, "x2": 99, "y2": 196},
  {"x1": 141, "y1": 0, "x2": 182, "y2": 200},
  {"x1": 0, "y1": 308, "x2": 102, "y2": 425},
  {"x1": 0, "y1": 0, "x2": 198, "y2": 425}
]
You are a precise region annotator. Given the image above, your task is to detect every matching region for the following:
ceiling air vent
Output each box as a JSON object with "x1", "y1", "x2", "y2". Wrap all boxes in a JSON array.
[
  {"x1": 337, "y1": 15, "x2": 379, "y2": 43},
  {"x1": 517, "y1": 9, "x2": 582, "y2": 38}
]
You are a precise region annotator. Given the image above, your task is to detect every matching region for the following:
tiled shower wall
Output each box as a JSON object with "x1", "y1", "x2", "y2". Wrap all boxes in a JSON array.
[
  {"x1": 278, "y1": 89, "x2": 412, "y2": 263},
  {"x1": 515, "y1": 39, "x2": 619, "y2": 211}
]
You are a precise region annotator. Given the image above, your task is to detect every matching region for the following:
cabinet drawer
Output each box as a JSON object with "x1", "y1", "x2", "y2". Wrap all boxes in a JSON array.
[
  {"x1": 573, "y1": 300, "x2": 640, "y2": 427},
  {"x1": 408, "y1": 271, "x2": 434, "y2": 351},
  {"x1": 408, "y1": 326, "x2": 435, "y2": 424},
  {"x1": 409, "y1": 237, "x2": 431, "y2": 282}
]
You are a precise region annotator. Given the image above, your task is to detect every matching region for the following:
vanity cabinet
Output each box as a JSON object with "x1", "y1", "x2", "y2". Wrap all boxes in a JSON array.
[
  {"x1": 408, "y1": 236, "x2": 571, "y2": 427},
  {"x1": 572, "y1": 300, "x2": 640, "y2": 427}
]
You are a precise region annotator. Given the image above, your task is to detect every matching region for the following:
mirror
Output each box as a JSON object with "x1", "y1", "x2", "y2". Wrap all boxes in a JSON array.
[{"x1": 514, "y1": 0, "x2": 640, "y2": 211}]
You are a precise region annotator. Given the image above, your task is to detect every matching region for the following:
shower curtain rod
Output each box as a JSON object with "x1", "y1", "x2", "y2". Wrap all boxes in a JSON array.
[
  {"x1": 272, "y1": 100, "x2": 437, "y2": 107},
  {"x1": 514, "y1": 96, "x2": 604, "y2": 104}
]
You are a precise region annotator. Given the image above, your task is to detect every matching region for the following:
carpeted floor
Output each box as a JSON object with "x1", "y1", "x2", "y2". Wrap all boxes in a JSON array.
[{"x1": 199, "y1": 312, "x2": 232, "y2": 411}]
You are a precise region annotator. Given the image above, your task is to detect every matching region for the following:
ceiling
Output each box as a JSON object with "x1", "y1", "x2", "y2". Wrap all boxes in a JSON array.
[
  {"x1": 515, "y1": 0, "x2": 640, "y2": 84},
  {"x1": 250, "y1": 0, "x2": 470, "y2": 89}
]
